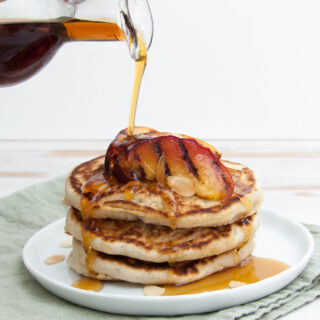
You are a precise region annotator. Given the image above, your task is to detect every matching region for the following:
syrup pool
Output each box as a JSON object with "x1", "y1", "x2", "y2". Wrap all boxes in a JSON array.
[{"x1": 163, "y1": 256, "x2": 289, "y2": 296}]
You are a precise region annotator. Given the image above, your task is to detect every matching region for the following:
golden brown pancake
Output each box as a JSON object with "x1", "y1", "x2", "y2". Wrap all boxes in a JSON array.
[
  {"x1": 67, "y1": 237, "x2": 255, "y2": 285},
  {"x1": 65, "y1": 207, "x2": 259, "y2": 263},
  {"x1": 65, "y1": 156, "x2": 263, "y2": 228}
]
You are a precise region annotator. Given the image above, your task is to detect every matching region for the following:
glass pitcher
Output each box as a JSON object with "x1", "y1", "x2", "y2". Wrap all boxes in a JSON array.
[{"x1": 0, "y1": 0, "x2": 153, "y2": 86}]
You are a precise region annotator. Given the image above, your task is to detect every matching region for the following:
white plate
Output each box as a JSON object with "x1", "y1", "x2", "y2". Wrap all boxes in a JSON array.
[{"x1": 23, "y1": 208, "x2": 313, "y2": 316}]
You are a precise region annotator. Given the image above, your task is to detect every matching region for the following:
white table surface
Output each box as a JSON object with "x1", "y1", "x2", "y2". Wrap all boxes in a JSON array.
[{"x1": 1, "y1": 139, "x2": 319, "y2": 319}]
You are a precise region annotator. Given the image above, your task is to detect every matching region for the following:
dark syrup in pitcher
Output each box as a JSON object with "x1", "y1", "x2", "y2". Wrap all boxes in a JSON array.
[{"x1": 0, "y1": 19, "x2": 124, "y2": 86}]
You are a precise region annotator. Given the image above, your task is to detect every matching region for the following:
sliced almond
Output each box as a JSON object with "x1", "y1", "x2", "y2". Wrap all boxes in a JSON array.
[
  {"x1": 223, "y1": 162, "x2": 245, "y2": 171},
  {"x1": 156, "y1": 155, "x2": 166, "y2": 185},
  {"x1": 61, "y1": 199, "x2": 71, "y2": 206},
  {"x1": 167, "y1": 176, "x2": 196, "y2": 197},
  {"x1": 59, "y1": 237, "x2": 73, "y2": 248},
  {"x1": 144, "y1": 285, "x2": 165, "y2": 296},
  {"x1": 228, "y1": 281, "x2": 247, "y2": 289},
  {"x1": 44, "y1": 254, "x2": 65, "y2": 265}
]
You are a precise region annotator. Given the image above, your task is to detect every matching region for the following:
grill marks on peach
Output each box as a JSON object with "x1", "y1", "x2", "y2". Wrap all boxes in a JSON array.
[
  {"x1": 178, "y1": 140, "x2": 199, "y2": 179},
  {"x1": 158, "y1": 137, "x2": 190, "y2": 179},
  {"x1": 153, "y1": 140, "x2": 162, "y2": 157},
  {"x1": 182, "y1": 139, "x2": 234, "y2": 200},
  {"x1": 153, "y1": 141, "x2": 172, "y2": 177}
]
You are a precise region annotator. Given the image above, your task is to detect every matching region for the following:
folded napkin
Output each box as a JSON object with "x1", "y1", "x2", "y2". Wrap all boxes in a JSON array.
[{"x1": 0, "y1": 176, "x2": 319, "y2": 320}]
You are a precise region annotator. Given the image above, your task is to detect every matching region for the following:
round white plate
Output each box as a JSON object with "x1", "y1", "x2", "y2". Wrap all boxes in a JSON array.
[{"x1": 23, "y1": 208, "x2": 313, "y2": 316}]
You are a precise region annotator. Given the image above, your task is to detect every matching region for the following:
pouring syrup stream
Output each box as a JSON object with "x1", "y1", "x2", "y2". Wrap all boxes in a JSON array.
[{"x1": 127, "y1": 34, "x2": 147, "y2": 136}]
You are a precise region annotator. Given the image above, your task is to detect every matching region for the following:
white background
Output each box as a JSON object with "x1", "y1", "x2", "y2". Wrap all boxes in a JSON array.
[{"x1": 1, "y1": 0, "x2": 320, "y2": 140}]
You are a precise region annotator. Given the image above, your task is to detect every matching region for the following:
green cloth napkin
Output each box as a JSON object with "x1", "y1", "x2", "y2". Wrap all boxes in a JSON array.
[{"x1": 0, "y1": 176, "x2": 319, "y2": 320}]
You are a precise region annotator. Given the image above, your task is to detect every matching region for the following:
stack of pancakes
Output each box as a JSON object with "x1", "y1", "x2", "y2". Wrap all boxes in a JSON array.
[{"x1": 64, "y1": 156, "x2": 263, "y2": 285}]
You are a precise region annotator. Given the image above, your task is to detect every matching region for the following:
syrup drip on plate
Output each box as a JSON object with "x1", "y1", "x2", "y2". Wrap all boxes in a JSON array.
[
  {"x1": 163, "y1": 256, "x2": 289, "y2": 296},
  {"x1": 72, "y1": 277, "x2": 103, "y2": 292}
]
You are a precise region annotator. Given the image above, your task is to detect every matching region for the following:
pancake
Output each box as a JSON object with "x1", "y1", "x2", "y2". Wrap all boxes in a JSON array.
[
  {"x1": 65, "y1": 156, "x2": 263, "y2": 228},
  {"x1": 67, "y1": 237, "x2": 255, "y2": 285},
  {"x1": 65, "y1": 207, "x2": 259, "y2": 262}
]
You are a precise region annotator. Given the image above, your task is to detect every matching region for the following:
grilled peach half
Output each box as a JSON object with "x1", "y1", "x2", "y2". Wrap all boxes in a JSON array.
[
  {"x1": 105, "y1": 130, "x2": 233, "y2": 201},
  {"x1": 117, "y1": 127, "x2": 222, "y2": 157}
]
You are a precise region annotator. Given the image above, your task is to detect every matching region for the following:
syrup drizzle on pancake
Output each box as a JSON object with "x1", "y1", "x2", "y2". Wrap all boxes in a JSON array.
[
  {"x1": 81, "y1": 172, "x2": 113, "y2": 220},
  {"x1": 240, "y1": 197, "x2": 252, "y2": 214},
  {"x1": 124, "y1": 181, "x2": 142, "y2": 200},
  {"x1": 79, "y1": 171, "x2": 179, "y2": 272},
  {"x1": 232, "y1": 249, "x2": 241, "y2": 266},
  {"x1": 81, "y1": 173, "x2": 113, "y2": 273},
  {"x1": 236, "y1": 214, "x2": 254, "y2": 245}
]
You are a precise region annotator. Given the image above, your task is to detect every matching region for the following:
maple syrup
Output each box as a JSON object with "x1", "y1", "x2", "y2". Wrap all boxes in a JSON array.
[
  {"x1": 232, "y1": 249, "x2": 241, "y2": 266},
  {"x1": 71, "y1": 277, "x2": 103, "y2": 292},
  {"x1": 0, "y1": 19, "x2": 124, "y2": 86},
  {"x1": 163, "y1": 256, "x2": 289, "y2": 296},
  {"x1": 124, "y1": 180, "x2": 142, "y2": 200},
  {"x1": 241, "y1": 197, "x2": 252, "y2": 214},
  {"x1": 80, "y1": 172, "x2": 112, "y2": 220},
  {"x1": 127, "y1": 34, "x2": 147, "y2": 136},
  {"x1": 80, "y1": 172, "x2": 113, "y2": 273}
]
